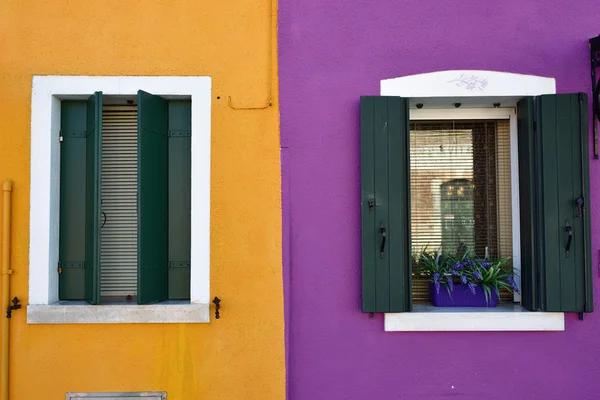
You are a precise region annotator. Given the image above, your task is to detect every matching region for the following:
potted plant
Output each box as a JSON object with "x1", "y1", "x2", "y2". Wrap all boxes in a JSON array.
[{"x1": 416, "y1": 248, "x2": 519, "y2": 307}]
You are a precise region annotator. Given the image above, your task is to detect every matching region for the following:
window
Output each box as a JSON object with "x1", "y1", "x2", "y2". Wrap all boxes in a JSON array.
[
  {"x1": 410, "y1": 119, "x2": 514, "y2": 304},
  {"x1": 58, "y1": 92, "x2": 191, "y2": 305},
  {"x1": 359, "y1": 71, "x2": 593, "y2": 331},
  {"x1": 28, "y1": 76, "x2": 211, "y2": 324}
]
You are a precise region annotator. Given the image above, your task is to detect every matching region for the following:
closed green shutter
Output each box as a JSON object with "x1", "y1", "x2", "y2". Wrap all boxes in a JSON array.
[
  {"x1": 360, "y1": 96, "x2": 412, "y2": 313},
  {"x1": 519, "y1": 93, "x2": 593, "y2": 314},
  {"x1": 59, "y1": 101, "x2": 88, "y2": 300},
  {"x1": 85, "y1": 92, "x2": 103, "y2": 305},
  {"x1": 168, "y1": 101, "x2": 191, "y2": 300},
  {"x1": 137, "y1": 90, "x2": 169, "y2": 304}
]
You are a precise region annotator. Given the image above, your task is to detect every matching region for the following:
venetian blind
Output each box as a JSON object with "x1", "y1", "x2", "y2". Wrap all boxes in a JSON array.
[
  {"x1": 409, "y1": 120, "x2": 513, "y2": 303},
  {"x1": 100, "y1": 105, "x2": 138, "y2": 298}
]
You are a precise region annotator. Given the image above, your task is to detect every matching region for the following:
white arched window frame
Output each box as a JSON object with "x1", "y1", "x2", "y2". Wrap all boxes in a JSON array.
[{"x1": 381, "y1": 71, "x2": 564, "y2": 331}]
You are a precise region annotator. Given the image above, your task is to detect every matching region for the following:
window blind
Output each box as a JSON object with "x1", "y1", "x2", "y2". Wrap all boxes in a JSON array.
[
  {"x1": 100, "y1": 105, "x2": 138, "y2": 298},
  {"x1": 410, "y1": 120, "x2": 513, "y2": 303}
]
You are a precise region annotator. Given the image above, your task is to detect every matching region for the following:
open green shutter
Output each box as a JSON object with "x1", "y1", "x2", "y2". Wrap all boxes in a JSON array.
[
  {"x1": 85, "y1": 92, "x2": 103, "y2": 304},
  {"x1": 519, "y1": 93, "x2": 593, "y2": 314},
  {"x1": 360, "y1": 96, "x2": 412, "y2": 313},
  {"x1": 168, "y1": 101, "x2": 191, "y2": 300},
  {"x1": 137, "y1": 90, "x2": 169, "y2": 304},
  {"x1": 517, "y1": 97, "x2": 539, "y2": 311},
  {"x1": 536, "y1": 93, "x2": 593, "y2": 313},
  {"x1": 59, "y1": 101, "x2": 88, "y2": 300}
]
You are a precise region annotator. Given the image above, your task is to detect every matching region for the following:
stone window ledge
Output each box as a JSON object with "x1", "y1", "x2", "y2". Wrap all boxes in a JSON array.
[{"x1": 27, "y1": 301, "x2": 210, "y2": 324}]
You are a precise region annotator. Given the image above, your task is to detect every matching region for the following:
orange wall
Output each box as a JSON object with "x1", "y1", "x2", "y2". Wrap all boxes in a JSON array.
[{"x1": 0, "y1": 1, "x2": 283, "y2": 399}]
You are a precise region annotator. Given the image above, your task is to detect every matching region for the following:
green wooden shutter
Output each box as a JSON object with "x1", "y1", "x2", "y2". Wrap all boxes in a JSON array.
[
  {"x1": 360, "y1": 96, "x2": 412, "y2": 313},
  {"x1": 168, "y1": 101, "x2": 191, "y2": 300},
  {"x1": 59, "y1": 101, "x2": 88, "y2": 300},
  {"x1": 517, "y1": 97, "x2": 539, "y2": 311},
  {"x1": 85, "y1": 92, "x2": 103, "y2": 305},
  {"x1": 137, "y1": 90, "x2": 169, "y2": 304},
  {"x1": 519, "y1": 93, "x2": 593, "y2": 313},
  {"x1": 537, "y1": 93, "x2": 593, "y2": 313}
]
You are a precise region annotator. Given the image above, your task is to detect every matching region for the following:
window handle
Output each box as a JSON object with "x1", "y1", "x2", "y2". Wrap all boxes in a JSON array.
[
  {"x1": 380, "y1": 223, "x2": 387, "y2": 259},
  {"x1": 565, "y1": 220, "x2": 573, "y2": 258}
]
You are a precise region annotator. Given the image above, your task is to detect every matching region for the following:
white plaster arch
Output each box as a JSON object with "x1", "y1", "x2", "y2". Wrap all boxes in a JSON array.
[{"x1": 381, "y1": 70, "x2": 556, "y2": 99}]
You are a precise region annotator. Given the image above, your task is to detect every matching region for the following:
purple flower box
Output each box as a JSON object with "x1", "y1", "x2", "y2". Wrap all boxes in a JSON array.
[{"x1": 430, "y1": 283, "x2": 498, "y2": 307}]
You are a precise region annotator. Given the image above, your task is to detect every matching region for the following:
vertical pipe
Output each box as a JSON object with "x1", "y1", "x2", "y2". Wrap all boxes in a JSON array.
[{"x1": 1, "y1": 179, "x2": 13, "y2": 400}]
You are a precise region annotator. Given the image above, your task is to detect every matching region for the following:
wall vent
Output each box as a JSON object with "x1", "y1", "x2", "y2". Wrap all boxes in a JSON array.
[{"x1": 66, "y1": 393, "x2": 166, "y2": 400}]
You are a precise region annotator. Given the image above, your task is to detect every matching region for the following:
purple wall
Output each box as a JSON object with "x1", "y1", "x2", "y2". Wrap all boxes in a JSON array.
[{"x1": 279, "y1": 2, "x2": 600, "y2": 399}]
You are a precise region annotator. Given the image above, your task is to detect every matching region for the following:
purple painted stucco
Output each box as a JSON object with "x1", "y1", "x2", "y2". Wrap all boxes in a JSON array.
[{"x1": 279, "y1": 2, "x2": 600, "y2": 399}]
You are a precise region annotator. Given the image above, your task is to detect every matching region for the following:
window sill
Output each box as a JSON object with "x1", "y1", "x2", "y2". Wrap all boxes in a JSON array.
[
  {"x1": 27, "y1": 301, "x2": 210, "y2": 324},
  {"x1": 384, "y1": 303, "x2": 564, "y2": 331}
]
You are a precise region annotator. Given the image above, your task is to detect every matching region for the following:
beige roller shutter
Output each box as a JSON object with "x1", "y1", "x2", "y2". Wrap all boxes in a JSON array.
[
  {"x1": 410, "y1": 120, "x2": 513, "y2": 303},
  {"x1": 101, "y1": 105, "x2": 138, "y2": 298}
]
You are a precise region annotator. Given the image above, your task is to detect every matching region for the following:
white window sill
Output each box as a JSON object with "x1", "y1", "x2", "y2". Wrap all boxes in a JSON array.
[
  {"x1": 27, "y1": 301, "x2": 210, "y2": 324},
  {"x1": 384, "y1": 303, "x2": 564, "y2": 332}
]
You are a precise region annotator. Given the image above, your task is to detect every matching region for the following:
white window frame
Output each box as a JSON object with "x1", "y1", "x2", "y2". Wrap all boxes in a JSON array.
[
  {"x1": 27, "y1": 76, "x2": 211, "y2": 324},
  {"x1": 381, "y1": 70, "x2": 564, "y2": 331}
]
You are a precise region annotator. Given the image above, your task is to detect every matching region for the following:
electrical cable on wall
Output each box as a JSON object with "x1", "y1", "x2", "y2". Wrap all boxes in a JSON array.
[{"x1": 589, "y1": 34, "x2": 600, "y2": 158}]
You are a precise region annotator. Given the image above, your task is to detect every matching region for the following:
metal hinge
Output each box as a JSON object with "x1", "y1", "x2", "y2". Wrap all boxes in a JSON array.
[{"x1": 57, "y1": 263, "x2": 62, "y2": 274}]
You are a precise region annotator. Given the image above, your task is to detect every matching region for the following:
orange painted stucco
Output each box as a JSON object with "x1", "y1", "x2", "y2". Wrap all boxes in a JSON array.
[{"x1": 0, "y1": 1, "x2": 284, "y2": 399}]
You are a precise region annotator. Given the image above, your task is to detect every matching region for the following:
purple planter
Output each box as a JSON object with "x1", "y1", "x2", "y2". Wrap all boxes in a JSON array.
[{"x1": 430, "y1": 283, "x2": 498, "y2": 307}]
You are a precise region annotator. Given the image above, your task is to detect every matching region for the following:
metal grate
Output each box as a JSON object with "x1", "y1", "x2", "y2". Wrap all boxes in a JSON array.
[
  {"x1": 101, "y1": 105, "x2": 138, "y2": 298},
  {"x1": 66, "y1": 392, "x2": 166, "y2": 399},
  {"x1": 410, "y1": 120, "x2": 513, "y2": 303}
]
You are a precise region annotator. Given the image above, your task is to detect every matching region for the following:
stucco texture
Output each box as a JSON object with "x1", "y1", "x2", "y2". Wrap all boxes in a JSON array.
[
  {"x1": 0, "y1": 1, "x2": 284, "y2": 399},
  {"x1": 279, "y1": 1, "x2": 600, "y2": 400}
]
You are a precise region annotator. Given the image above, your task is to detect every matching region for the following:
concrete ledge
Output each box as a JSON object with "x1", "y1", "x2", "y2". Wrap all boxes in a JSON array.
[
  {"x1": 384, "y1": 304, "x2": 564, "y2": 332},
  {"x1": 27, "y1": 301, "x2": 210, "y2": 324}
]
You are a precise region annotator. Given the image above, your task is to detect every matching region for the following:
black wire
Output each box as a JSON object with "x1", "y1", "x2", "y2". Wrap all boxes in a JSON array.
[
  {"x1": 101, "y1": 211, "x2": 107, "y2": 228},
  {"x1": 595, "y1": 76, "x2": 600, "y2": 122}
]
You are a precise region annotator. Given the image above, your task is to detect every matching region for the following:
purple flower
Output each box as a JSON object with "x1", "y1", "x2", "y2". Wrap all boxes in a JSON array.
[
  {"x1": 453, "y1": 261, "x2": 463, "y2": 270},
  {"x1": 481, "y1": 261, "x2": 491, "y2": 268},
  {"x1": 507, "y1": 276, "x2": 520, "y2": 294},
  {"x1": 446, "y1": 276, "x2": 454, "y2": 291},
  {"x1": 468, "y1": 282, "x2": 477, "y2": 294},
  {"x1": 473, "y1": 270, "x2": 483, "y2": 280},
  {"x1": 451, "y1": 269, "x2": 460, "y2": 276},
  {"x1": 433, "y1": 273, "x2": 440, "y2": 282},
  {"x1": 465, "y1": 259, "x2": 473, "y2": 267},
  {"x1": 460, "y1": 275, "x2": 467, "y2": 284}
]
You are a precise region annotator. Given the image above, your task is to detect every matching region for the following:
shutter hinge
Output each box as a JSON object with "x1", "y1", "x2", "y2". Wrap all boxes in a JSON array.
[{"x1": 57, "y1": 262, "x2": 62, "y2": 274}]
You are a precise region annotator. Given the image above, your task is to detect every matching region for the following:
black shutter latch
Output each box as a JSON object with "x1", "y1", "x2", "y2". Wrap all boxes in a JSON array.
[
  {"x1": 565, "y1": 220, "x2": 573, "y2": 259},
  {"x1": 380, "y1": 223, "x2": 387, "y2": 259},
  {"x1": 212, "y1": 296, "x2": 221, "y2": 319},
  {"x1": 6, "y1": 297, "x2": 20, "y2": 319},
  {"x1": 368, "y1": 198, "x2": 375, "y2": 214}
]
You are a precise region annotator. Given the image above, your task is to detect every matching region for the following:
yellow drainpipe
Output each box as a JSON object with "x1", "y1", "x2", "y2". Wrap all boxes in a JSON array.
[{"x1": 1, "y1": 179, "x2": 13, "y2": 400}]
